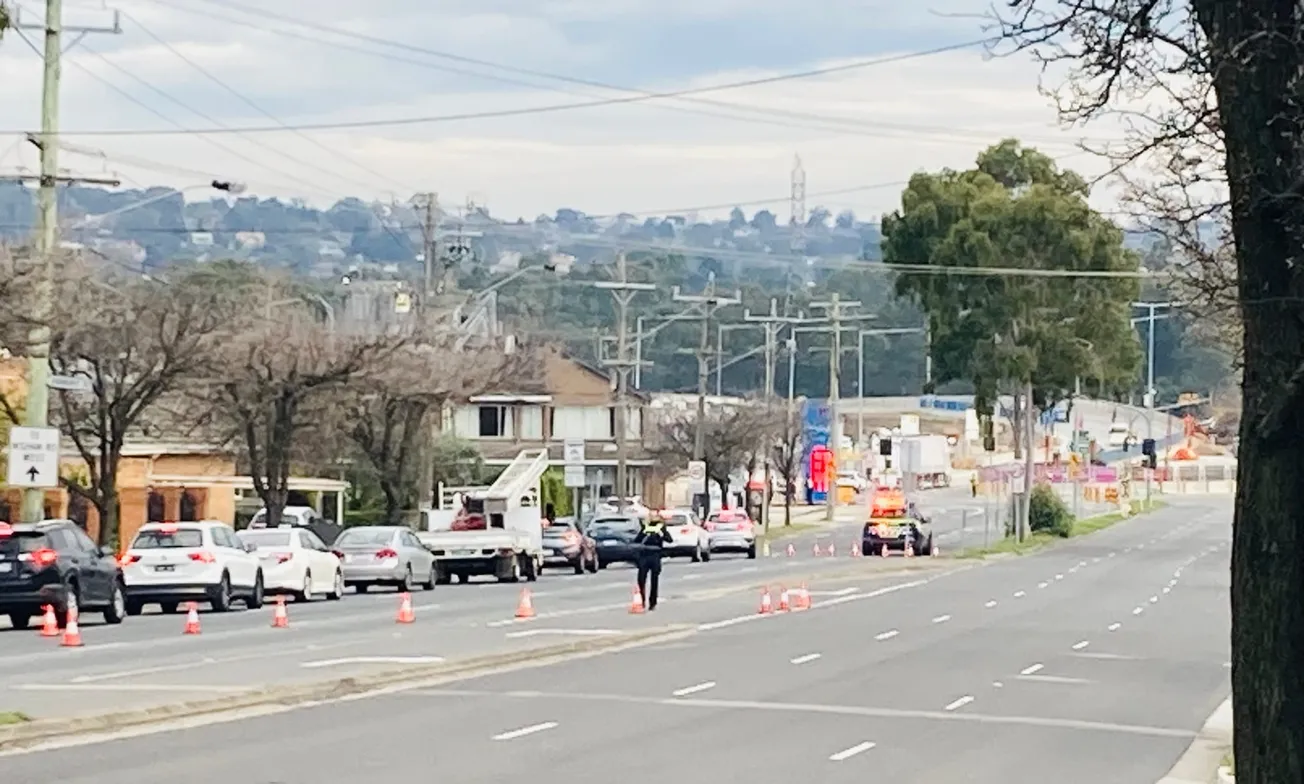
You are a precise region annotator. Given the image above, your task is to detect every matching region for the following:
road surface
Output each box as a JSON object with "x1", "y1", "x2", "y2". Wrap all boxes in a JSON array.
[{"x1": 0, "y1": 497, "x2": 1230, "y2": 783}]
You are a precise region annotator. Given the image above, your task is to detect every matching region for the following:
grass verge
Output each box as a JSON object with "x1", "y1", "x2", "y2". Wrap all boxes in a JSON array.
[
  {"x1": 758, "y1": 523, "x2": 819, "y2": 544},
  {"x1": 956, "y1": 500, "x2": 1169, "y2": 559},
  {"x1": 0, "y1": 712, "x2": 30, "y2": 726}
]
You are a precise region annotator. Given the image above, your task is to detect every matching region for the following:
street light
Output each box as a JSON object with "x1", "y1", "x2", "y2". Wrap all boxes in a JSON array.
[
  {"x1": 72, "y1": 181, "x2": 246, "y2": 229},
  {"x1": 1132, "y1": 301, "x2": 1172, "y2": 408}
]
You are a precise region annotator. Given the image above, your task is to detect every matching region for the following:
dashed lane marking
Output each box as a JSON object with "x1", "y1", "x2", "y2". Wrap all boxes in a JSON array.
[
  {"x1": 791, "y1": 653, "x2": 821, "y2": 665},
  {"x1": 672, "y1": 681, "x2": 717, "y2": 697},
  {"x1": 932, "y1": 614, "x2": 951, "y2": 624},
  {"x1": 829, "y1": 741, "x2": 876, "y2": 761},
  {"x1": 493, "y1": 722, "x2": 558, "y2": 741},
  {"x1": 1072, "y1": 640, "x2": 1090, "y2": 651},
  {"x1": 875, "y1": 630, "x2": 899, "y2": 641},
  {"x1": 944, "y1": 695, "x2": 975, "y2": 711},
  {"x1": 1020, "y1": 663, "x2": 1044, "y2": 676}
]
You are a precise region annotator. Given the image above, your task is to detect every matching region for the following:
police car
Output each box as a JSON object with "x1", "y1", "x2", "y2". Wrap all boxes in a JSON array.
[{"x1": 861, "y1": 486, "x2": 933, "y2": 556}]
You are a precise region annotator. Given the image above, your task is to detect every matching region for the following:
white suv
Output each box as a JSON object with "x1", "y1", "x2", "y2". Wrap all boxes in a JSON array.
[{"x1": 120, "y1": 521, "x2": 265, "y2": 614}]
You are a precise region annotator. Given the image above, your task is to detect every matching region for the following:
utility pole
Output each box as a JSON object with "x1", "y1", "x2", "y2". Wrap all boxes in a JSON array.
[
  {"x1": 595, "y1": 252, "x2": 654, "y2": 510},
  {"x1": 415, "y1": 192, "x2": 440, "y2": 303},
  {"x1": 672, "y1": 273, "x2": 741, "y2": 514},
  {"x1": 1132, "y1": 301, "x2": 1172, "y2": 408},
  {"x1": 6, "y1": 3, "x2": 121, "y2": 523},
  {"x1": 743, "y1": 299, "x2": 807, "y2": 532}
]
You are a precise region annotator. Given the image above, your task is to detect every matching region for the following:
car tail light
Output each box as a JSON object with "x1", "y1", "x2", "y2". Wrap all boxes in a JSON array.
[
  {"x1": 678, "y1": 527, "x2": 692, "y2": 536},
  {"x1": 159, "y1": 522, "x2": 179, "y2": 534},
  {"x1": 276, "y1": 552, "x2": 294, "y2": 563},
  {"x1": 189, "y1": 551, "x2": 216, "y2": 563},
  {"x1": 119, "y1": 553, "x2": 140, "y2": 566},
  {"x1": 376, "y1": 548, "x2": 398, "y2": 560},
  {"x1": 0, "y1": 522, "x2": 11, "y2": 537},
  {"x1": 331, "y1": 549, "x2": 345, "y2": 560},
  {"x1": 28, "y1": 548, "x2": 58, "y2": 568}
]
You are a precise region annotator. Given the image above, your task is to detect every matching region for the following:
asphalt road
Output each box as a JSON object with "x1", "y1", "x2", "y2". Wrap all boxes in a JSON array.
[{"x1": 0, "y1": 496, "x2": 1230, "y2": 783}]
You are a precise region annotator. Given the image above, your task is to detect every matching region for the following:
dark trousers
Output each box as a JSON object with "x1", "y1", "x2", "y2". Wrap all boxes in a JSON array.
[{"x1": 636, "y1": 552, "x2": 663, "y2": 609}]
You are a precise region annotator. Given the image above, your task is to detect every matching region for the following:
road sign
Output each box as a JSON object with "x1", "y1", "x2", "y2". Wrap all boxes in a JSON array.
[
  {"x1": 6, "y1": 426, "x2": 60, "y2": 488},
  {"x1": 562, "y1": 438, "x2": 585, "y2": 465},
  {"x1": 1011, "y1": 463, "x2": 1025, "y2": 479},
  {"x1": 48, "y1": 375, "x2": 91, "y2": 393},
  {"x1": 563, "y1": 464, "x2": 586, "y2": 488},
  {"x1": 687, "y1": 460, "x2": 707, "y2": 494}
]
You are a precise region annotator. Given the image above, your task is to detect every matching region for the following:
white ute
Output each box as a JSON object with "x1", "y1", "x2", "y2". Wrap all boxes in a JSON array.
[{"x1": 417, "y1": 449, "x2": 548, "y2": 584}]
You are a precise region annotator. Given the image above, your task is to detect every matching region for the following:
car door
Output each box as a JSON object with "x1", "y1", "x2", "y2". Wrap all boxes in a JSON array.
[
  {"x1": 51, "y1": 527, "x2": 106, "y2": 604},
  {"x1": 215, "y1": 526, "x2": 255, "y2": 587},
  {"x1": 400, "y1": 530, "x2": 432, "y2": 580},
  {"x1": 68, "y1": 525, "x2": 116, "y2": 605},
  {"x1": 299, "y1": 530, "x2": 336, "y2": 593}
]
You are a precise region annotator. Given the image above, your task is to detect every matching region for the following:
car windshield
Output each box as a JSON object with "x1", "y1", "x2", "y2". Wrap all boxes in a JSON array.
[
  {"x1": 542, "y1": 522, "x2": 575, "y2": 536},
  {"x1": 132, "y1": 529, "x2": 204, "y2": 549},
  {"x1": 0, "y1": 530, "x2": 48, "y2": 555},
  {"x1": 664, "y1": 514, "x2": 692, "y2": 525},
  {"x1": 237, "y1": 530, "x2": 292, "y2": 548},
  {"x1": 589, "y1": 522, "x2": 637, "y2": 538},
  {"x1": 334, "y1": 528, "x2": 396, "y2": 547}
]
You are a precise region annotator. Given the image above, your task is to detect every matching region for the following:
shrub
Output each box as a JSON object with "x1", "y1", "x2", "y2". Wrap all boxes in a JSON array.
[{"x1": 1029, "y1": 483, "x2": 1073, "y2": 537}]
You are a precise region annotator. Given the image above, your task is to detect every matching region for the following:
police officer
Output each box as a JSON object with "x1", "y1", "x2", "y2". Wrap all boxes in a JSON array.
[{"x1": 634, "y1": 512, "x2": 674, "y2": 610}]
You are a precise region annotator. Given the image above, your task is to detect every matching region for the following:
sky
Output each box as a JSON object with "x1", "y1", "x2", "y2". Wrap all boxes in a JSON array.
[{"x1": 0, "y1": 0, "x2": 1135, "y2": 221}]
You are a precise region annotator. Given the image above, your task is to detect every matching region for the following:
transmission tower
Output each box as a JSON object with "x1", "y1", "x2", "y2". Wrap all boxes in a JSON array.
[{"x1": 789, "y1": 154, "x2": 807, "y2": 255}]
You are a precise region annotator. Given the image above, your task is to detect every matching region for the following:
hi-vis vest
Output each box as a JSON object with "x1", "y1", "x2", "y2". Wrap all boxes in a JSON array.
[{"x1": 642, "y1": 522, "x2": 666, "y2": 537}]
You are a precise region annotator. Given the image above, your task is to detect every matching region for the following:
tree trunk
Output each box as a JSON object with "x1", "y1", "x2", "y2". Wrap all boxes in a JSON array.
[
  {"x1": 1011, "y1": 391, "x2": 1023, "y2": 460},
  {"x1": 381, "y1": 479, "x2": 404, "y2": 526},
  {"x1": 97, "y1": 490, "x2": 119, "y2": 548},
  {"x1": 715, "y1": 478, "x2": 729, "y2": 509}
]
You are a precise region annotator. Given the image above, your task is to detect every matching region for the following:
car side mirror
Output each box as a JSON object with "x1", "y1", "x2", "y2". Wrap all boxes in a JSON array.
[
  {"x1": 244, "y1": 542, "x2": 258, "y2": 553},
  {"x1": 98, "y1": 545, "x2": 116, "y2": 558}
]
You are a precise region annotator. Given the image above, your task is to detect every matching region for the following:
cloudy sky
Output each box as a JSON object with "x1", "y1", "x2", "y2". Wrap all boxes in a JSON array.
[{"x1": 0, "y1": 0, "x2": 1129, "y2": 220}]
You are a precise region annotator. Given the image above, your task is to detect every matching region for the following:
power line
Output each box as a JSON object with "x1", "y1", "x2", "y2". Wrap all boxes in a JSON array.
[{"x1": 0, "y1": 39, "x2": 1020, "y2": 136}]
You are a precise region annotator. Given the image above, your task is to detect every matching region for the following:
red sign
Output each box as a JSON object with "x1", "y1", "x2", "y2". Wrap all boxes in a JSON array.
[{"x1": 809, "y1": 445, "x2": 832, "y2": 493}]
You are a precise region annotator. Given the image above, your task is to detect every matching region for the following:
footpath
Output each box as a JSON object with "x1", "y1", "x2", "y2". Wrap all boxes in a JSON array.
[{"x1": 1157, "y1": 697, "x2": 1232, "y2": 783}]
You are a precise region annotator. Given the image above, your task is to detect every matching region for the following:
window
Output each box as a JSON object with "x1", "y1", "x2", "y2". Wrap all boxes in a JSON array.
[
  {"x1": 68, "y1": 526, "x2": 98, "y2": 553},
  {"x1": 237, "y1": 530, "x2": 292, "y2": 548},
  {"x1": 47, "y1": 528, "x2": 80, "y2": 552},
  {"x1": 132, "y1": 529, "x2": 204, "y2": 549},
  {"x1": 478, "y1": 406, "x2": 509, "y2": 438},
  {"x1": 301, "y1": 530, "x2": 328, "y2": 551}
]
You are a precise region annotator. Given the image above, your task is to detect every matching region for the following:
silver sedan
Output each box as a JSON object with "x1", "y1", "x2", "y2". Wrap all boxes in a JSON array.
[{"x1": 332, "y1": 526, "x2": 436, "y2": 593}]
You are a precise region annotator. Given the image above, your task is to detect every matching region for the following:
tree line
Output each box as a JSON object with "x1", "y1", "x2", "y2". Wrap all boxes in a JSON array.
[{"x1": 0, "y1": 254, "x2": 535, "y2": 544}]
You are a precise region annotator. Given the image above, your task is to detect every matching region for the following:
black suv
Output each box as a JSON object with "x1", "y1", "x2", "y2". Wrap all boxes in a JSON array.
[{"x1": 0, "y1": 519, "x2": 127, "y2": 629}]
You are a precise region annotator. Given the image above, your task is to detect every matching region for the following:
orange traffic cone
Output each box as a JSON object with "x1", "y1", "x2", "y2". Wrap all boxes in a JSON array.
[
  {"x1": 852, "y1": 543, "x2": 861, "y2": 557},
  {"x1": 786, "y1": 543, "x2": 795, "y2": 557},
  {"x1": 397, "y1": 592, "x2": 416, "y2": 623},
  {"x1": 759, "y1": 587, "x2": 773, "y2": 614},
  {"x1": 60, "y1": 603, "x2": 83, "y2": 647},
  {"x1": 827, "y1": 543, "x2": 836, "y2": 557},
  {"x1": 812, "y1": 542, "x2": 821, "y2": 557},
  {"x1": 514, "y1": 589, "x2": 535, "y2": 620},
  {"x1": 881, "y1": 544, "x2": 889, "y2": 558},
  {"x1": 183, "y1": 602, "x2": 201, "y2": 635},
  {"x1": 628, "y1": 584, "x2": 645, "y2": 614},
  {"x1": 796, "y1": 582, "x2": 811, "y2": 610},
  {"x1": 906, "y1": 544, "x2": 915, "y2": 558},
  {"x1": 271, "y1": 596, "x2": 289, "y2": 628},
  {"x1": 932, "y1": 544, "x2": 940, "y2": 557},
  {"x1": 40, "y1": 604, "x2": 59, "y2": 637},
  {"x1": 778, "y1": 586, "x2": 790, "y2": 612}
]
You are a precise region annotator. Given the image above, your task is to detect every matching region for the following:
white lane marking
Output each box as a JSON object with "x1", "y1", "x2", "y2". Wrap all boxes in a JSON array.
[
  {"x1": 672, "y1": 681, "x2": 717, "y2": 697},
  {"x1": 791, "y1": 653, "x2": 822, "y2": 665},
  {"x1": 301, "y1": 656, "x2": 444, "y2": 669},
  {"x1": 14, "y1": 683, "x2": 247, "y2": 693},
  {"x1": 875, "y1": 630, "x2": 900, "y2": 641},
  {"x1": 829, "y1": 741, "x2": 876, "y2": 761},
  {"x1": 1013, "y1": 591, "x2": 1026, "y2": 598},
  {"x1": 1162, "y1": 587, "x2": 1171, "y2": 594},
  {"x1": 1055, "y1": 574, "x2": 1064, "y2": 580},
  {"x1": 1108, "y1": 623, "x2": 1121, "y2": 631},
  {"x1": 69, "y1": 640, "x2": 364, "y2": 683},
  {"x1": 1072, "y1": 640, "x2": 1090, "y2": 651},
  {"x1": 1133, "y1": 607, "x2": 1145, "y2": 615},
  {"x1": 1020, "y1": 663, "x2": 1044, "y2": 676},
  {"x1": 1038, "y1": 582, "x2": 1049, "y2": 589},
  {"x1": 1109, "y1": 552, "x2": 1117, "y2": 557},
  {"x1": 1078, "y1": 561, "x2": 1087, "y2": 567},
  {"x1": 932, "y1": 614, "x2": 951, "y2": 624},
  {"x1": 1149, "y1": 596, "x2": 1159, "y2": 603},
  {"x1": 984, "y1": 600, "x2": 997, "y2": 608},
  {"x1": 682, "y1": 574, "x2": 702, "y2": 581},
  {"x1": 696, "y1": 579, "x2": 927, "y2": 631},
  {"x1": 992, "y1": 681, "x2": 1004, "y2": 688},
  {"x1": 1020, "y1": 674, "x2": 1091, "y2": 684},
  {"x1": 492, "y1": 722, "x2": 558, "y2": 741},
  {"x1": 944, "y1": 695, "x2": 975, "y2": 711},
  {"x1": 504, "y1": 629, "x2": 619, "y2": 639},
  {"x1": 1074, "y1": 652, "x2": 1137, "y2": 660}
]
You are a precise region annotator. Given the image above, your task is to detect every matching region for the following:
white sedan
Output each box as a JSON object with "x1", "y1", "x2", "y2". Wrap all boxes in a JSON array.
[
  {"x1": 658, "y1": 508, "x2": 711, "y2": 562},
  {"x1": 236, "y1": 527, "x2": 345, "y2": 602}
]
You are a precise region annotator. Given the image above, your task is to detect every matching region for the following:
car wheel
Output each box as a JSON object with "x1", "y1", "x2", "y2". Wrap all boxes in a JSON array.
[
  {"x1": 691, "y1": 545, "x2": 702, "y2": 563},
  {"x1": 160, "y1": 601, "x2": 179, "y2": 614},
  {"x1": 125, "y1": 598, "x2": 144, "y2": 616},
  {"x1": 7, "y1": 612, "x2": 32, "y2": 630},
  {"x1": 455, "y1": 573, "x2": 469, "y2": 584},
  {"x1": 327, "y1": 570, "x2": 345, "y2": 601},
  {"x1": 701, "y1": 546, "x2": 711, "y2": 562},
  {"x1": 398, "y1": 565, "x2": 413, "y2": 591},
  {"x1": 586, "y1": 553, "x2": 599, "y2": 573},
  {"x1": 103, "y1": 581, "x2": 127, "y2": 625},
  {"x1": 295, "y1": 571, "x2": 314, "y2": 603},
  {"x1": 747, "y1": 544, "x2": 757, "y2": 560},
  {"x1": 210, "y1": 574, "x2": 232, "y2": 613},
  {"x1": 598, "y1": 560, "x2": 608, "y2": 570},
  {"x1": 420, "y1": 563, "x2": 437, "y2": 591},
  {"x1": 247, "y1": 572, "x2": 265, "y2": 609},
  {"x1": 573, "y1": 557, "x2": 586, "y2": 575}
]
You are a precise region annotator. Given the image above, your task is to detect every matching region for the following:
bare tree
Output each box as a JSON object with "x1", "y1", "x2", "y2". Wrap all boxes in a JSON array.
[
  {"x1": 765, "y1": 401, "x2": 803, "y2": 527},
  {"x1": 207, "y1": 290, "x2": 406, "y2": 528},
  {"x1": 652, "y1": 402, "x2": 771, "y2": 508},
  {"x1": 995, "y1": 4, "x2": 1304, "y2": 781},
  {"x1": 339, "y1": 336, "x2": 542, "y2": 525}
]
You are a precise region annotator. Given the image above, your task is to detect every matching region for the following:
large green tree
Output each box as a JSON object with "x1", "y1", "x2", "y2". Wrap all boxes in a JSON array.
[
  {"x1": 996, "y1": 3, "x2": 1303, "y2": 782},
  {"x1": 883, "y1": 140, "x2": 1142, "y2": 421}
]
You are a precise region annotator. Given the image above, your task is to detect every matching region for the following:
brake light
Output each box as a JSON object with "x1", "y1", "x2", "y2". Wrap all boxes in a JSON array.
[
  {"x1": 331, "y1": 550, "x2": 345, "y2": 560},
  {"x1": 0, "y1": 522, "x2": 11, "y2": 537},
  {"x1": 376, "y1": 548, "x2": 398, "y2": 559},
  {"x1": 189, "y1": 551, "x2": 216, "y2": 563},
  {"x1": 119, "y1": 553, "x2": 140, "y2": 566},
  {"x1": 276, "y1": 552, "x2": 294, "y2": 564},
  {"x1": 30, "y1": 548, "x2": 58, "y2": 568},
  {"x1": 678, "y1": 527, "x2": 692, "y2": 536}
]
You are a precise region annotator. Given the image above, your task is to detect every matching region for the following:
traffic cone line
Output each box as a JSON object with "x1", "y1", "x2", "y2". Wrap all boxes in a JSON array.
[
  {"x1": 628, "y1": 584, "x2": 645, "y2": 614},
  {"x1": 183, "y1": 602, "x2": 201, "y2": 635},
  {"x1": 759, "y1": 588, "x2": 773, "y2": 615},
  {"x1": 40, "y1": 604, "x2": 59, "y2": 637},
  {"x1": 397, "y1": 592, "x2": 416, "y2": 623},
  {"x1": 60, "y1": 602, "x2": 83, "y2": 647},
  {"x1": 271, "y1": 596, "x2": 289, "y2": 628}
]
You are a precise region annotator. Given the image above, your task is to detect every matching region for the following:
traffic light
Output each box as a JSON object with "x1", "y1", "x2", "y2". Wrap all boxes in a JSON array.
[
  {"x1": 879, "y1": 438, "x2": 892, "y2": 457},
  {"x1": 1142, "y1": 438, "x2": 1155, "y2": 457},
  {"x1": 980, "y1": 415, "x2": 995, "y2": 452},
  {"x1": 983, "y1": 435, "x2": 996, "y2": 452}
]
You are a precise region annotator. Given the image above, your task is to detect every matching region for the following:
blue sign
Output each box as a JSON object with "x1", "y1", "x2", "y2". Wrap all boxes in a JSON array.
[
  {"x1": 800, "y1": 399, "x2": 831, "y2": 503},
  {"x1": 919, "y1": 395, "x2": 974, "y2": 412}
]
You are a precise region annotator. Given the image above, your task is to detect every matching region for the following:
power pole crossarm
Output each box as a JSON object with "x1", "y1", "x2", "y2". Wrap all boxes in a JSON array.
[{"x1": 595, "y1": 252, "x2": 655, "y2": 509}]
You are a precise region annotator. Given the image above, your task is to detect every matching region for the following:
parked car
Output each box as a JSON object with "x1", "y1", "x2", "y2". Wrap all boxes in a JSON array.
[
  {"x1": 237, "y1": 526, "x2": 345, "y2": 601},
  {"x1": 0, "y1": 519, "x2": 127, "y2": 628},
  {"x1": 541, "y1": 517, "x2": 598, "y2": 575},
  {"x1": 588, "y1": 516, "x2": 644, "y2": 569},
  {"x1": 658, "y1": 508, "x2": 710, "y2": 562},
  {"x1": 332, "y1": 526, "x2": 436, "y2": 593},
  {"x1": 120, "y1": 520, "x2": 264, "y2": 614}
]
